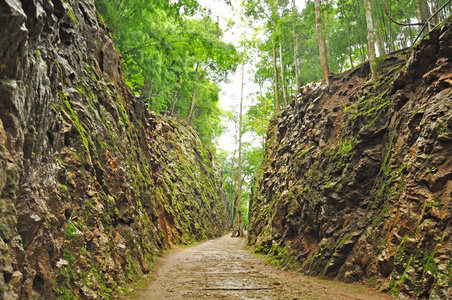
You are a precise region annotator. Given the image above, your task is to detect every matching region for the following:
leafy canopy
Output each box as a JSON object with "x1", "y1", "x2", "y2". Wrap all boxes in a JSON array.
[{"x1": 95, "y1": 0, "x2": 240, "y2": 148}]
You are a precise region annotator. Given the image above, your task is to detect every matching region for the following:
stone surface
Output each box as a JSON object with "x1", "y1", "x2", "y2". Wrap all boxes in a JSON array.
[
  {"x1": 0, "y1": 0, "x2": 229, "y2": 298},
  {"x1": 248, "y1": 18, "x2": 452, "y2": 299},
  {"x1": 139, "y1": 234, "x2": 389, "y2": 300}
]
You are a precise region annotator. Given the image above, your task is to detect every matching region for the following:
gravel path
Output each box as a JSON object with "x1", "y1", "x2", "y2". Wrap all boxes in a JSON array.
[{"x1": 138, "y1": 234, "x2": 391, "y2": 299}]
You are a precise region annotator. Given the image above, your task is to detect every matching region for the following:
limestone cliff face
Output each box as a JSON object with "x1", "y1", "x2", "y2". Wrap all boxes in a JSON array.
[
  {"x1": 248, "y1": 19, "x2": 452, "y2": 299},
  {"x1": 0, "y1": 0, "x2": 229, "y2": 298}
]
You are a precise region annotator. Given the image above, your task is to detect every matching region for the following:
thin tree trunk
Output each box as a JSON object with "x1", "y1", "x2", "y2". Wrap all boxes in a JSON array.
[
  {"x1": 418, "y1": 0, "x2": 432, "y2": 34},
  {"x1": 375, "y1": 17, "x2": 386, "y2": 56},
  {"x1": 325, "y1": 0, "x2": 331, "y2": 59},
  {"x1": 187, "y1": 85, "x2": 197, "y2": 120},
  {"x1": 294, "y1": 37, "x2": 301, "y2": 90},
  {"x1": 259, "y1": 84, "x2": 265, "y2": 151},
  {"x1": 278, "y1": 6, "x2": 288, "y2": 106},
  {"x1": 272, "y1": 46, "x2": 281, "y2": 114},
  {"x1": 192, "y1": 104, "x2": 199, "y2": 117},
  {"x1": 389, "y1": 12, "x2": 394, "y2": 52},
  {"x1": 386, "y1": 0, "x2": 396, "y2": 52},
  {"x1": 314, "y1": 0, "x2": 330, "y2": 85},
  {"x1": 188, "y1": 64, "x2": 202, "y2": 120},
  {"x1": 261, "y1": 107, "x2": 265, "y2": 150},
  {"x1": 279, "y1": 43, "x2": 288, "y2": 106},
  {"x1": 352, "y1": 0, "x2": 366, "y2": 60},
  {"x1": 230, "y1": 130, "x2": 237, "y2": 227},
  {"x1": 232, "y1": 59, "x2": 245, "y2": 238},
  {"x1": 358, "y1": 1, "x2": 367, "y2": 59},
  {"x1": 381, "y1": 7, "x2": 391, "y2": 53},
  {"x1": 430, "y1": 0, "x2": 438, "y2": 25},
  {"x1": 292, "y1": 0, "x2": 301, "y2": 91},
  {"x1": 143, "y1": 80, "x2": 153, "y2": 99},
  {"x1": 340, "y1": 0, "x2": 354, "y2": 68},
  {"x1": 364, "y1": 0, "x2": 377, "y2": 80},
  {"x1": 170, "y1": 73, "x2": 181, "y2": 116}
]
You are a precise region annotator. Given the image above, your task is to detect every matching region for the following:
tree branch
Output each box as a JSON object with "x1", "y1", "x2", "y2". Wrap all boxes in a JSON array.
[{"x1": 381, "y1": 0, "x2": 424, "y2": 27}]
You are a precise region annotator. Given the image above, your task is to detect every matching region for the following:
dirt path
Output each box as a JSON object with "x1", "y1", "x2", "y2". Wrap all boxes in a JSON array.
[{"x1": 138, "y1": 234, "x2": 391, "y2": 300}]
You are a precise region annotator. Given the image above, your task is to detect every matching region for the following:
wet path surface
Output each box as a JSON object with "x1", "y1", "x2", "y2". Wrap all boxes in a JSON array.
[{"x1": 138, "y1": 234, "x2": 391, "y2": 299}]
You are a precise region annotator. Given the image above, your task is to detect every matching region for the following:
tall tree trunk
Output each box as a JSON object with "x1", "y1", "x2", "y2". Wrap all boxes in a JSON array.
[
  {"x1": 230, "y1": 128, "x2": 238, "y2": 228},
  {"x1": 389, "y1": 12, "x2": 394, "y2": 52},
  {"x1": 170, "y1": 73, "x2": 181, "y2": 116},
  {"x1": 187, "y1": 64, "x2": 202, "y2": 120},
  {"x1": 232, "y1": 59, "x2": 245, "y2": 238},
  {"x1": 314, "y1": 0, "x2": 330, "y2": 85},
  {"x1": 294, "y1": 36, "x2": 301, "y2": 90},
  {"x1": 375, "y1": 17, "x2": 386, "y2": 56},
  {"x1": 292, "y1": 0, "x2": 301, "y2": 91},
  {"x1": 430, "y1": 0, "x2": 438, "y2": 25},
  {"x1": 364, "y1": 0, "x2": 377, "y2": 80},
  {"x1": 143, "y1": 80, "x2": 153, "y2": 99},
  {"x1": 279, "y1": 42, "x2": 288, "y2": 106},
  {"x1": 325, "y1": 0, "x2": 331, "y2": 59},
  {"x1": 187, "y1": 85, "x2": 197, "y2": 120},
  {"x1": 272, "y1": 46, "x2": 281, "y2": 113},
  {"x1": 381, "y1": 7, "x2": 391, "y2": 53},
  {"x1": 259, "y1": 84, "x2": 265, "y2": 151},
  {"x1": 278, "y1": 7, "x2": 288, "y2": 106},
  {"x1": 340, "y1": 0, "x2": 354, "y2": 68},
  {"x1": 352, "y1": 0, "x2": 367, "y2": 60},
  {"x1": 418, "y1": 0, "x2": 432, "y2": 34}
]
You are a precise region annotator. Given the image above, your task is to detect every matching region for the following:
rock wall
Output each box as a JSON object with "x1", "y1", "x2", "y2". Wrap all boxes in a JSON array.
[
  {"x1": 248, "y1": 19, "x2": 452, "y2": 299},
  {"x1": 0, "y1": 0, "x2": 229, "y2": 298}
]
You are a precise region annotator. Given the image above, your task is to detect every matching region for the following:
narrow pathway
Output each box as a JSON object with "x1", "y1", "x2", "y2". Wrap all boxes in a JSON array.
[{"x1": 138, "y1": 234, "x2": 390, "y2": 300}]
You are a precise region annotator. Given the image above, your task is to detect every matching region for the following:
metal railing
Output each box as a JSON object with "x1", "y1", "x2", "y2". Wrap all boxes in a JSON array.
[{"x1": 412, "y1": 0, "x2": 452, "y2": 45}]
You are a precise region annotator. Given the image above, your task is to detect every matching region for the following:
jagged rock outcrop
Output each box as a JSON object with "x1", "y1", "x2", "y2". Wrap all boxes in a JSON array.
[
  {"x1": 248, "y1": 19, "x2": 452, "y2": 299},
  {"x1": 0, "y1": 0, "x2": 229, "y2": 298}
]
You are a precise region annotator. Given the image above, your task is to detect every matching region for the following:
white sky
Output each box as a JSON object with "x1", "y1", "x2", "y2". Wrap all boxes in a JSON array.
[{"x1": 197, "y1": 0, "x2": 307, "y2": 153}]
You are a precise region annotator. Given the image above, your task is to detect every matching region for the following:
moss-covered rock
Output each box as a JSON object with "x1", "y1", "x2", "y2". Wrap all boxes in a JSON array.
[
  {"x1": 248, "y1": 18, "x2": 452, "y2": 299},
  {"x1": 0, "y1": 0, "x2": 229, "y2": 298}
]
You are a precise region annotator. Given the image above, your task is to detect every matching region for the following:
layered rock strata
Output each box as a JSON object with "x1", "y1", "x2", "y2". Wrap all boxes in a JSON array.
[
  {"x1": 248, "y1": 19, "x2": 452, "y2": 299},
  {"x1": 0, "y1": 0, "x2": 229, "y2": 298}
]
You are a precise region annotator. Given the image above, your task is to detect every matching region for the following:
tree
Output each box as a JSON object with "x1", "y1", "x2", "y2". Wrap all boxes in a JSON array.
[
  {"x1": 243, "y1": 0, "x2": 287, "y2": 112},
  {"x1": 187, "y1": 63, "x2": 203, "y2": 120},
  {"x1": 291, "y1": 0, "x2": 301, "y2": 91},
  {"x1": 232, "y1": 55, "x2": 246, "y2": 238},
  {"x1": 338, "y1": 0, "x2": 354, "y2": 68},
  {"x1": 228, "y1": 109, "x2": 239, "y2": 227},
  {"x1": 314, "y1": 0, "x2": 330, "y2": 85},
  {"x1": 96, "y1": 1, "x2": 239, "y2": 147},
  {"x1": 279, "y1": 42, "x2": 288, "y2": 106},
  {"x1": 272, "y1": 46, "x2": 281, "y2": 114},
  {"x1": 418, "y1": 0, "x2": 432, "y2": 34},
  {"x1": 381, "y1": 0, "x2": 424, "y2": 27},
  {"x1": 230, "y1": 130, "x2": 238, "y2": 226},
  {"x1": 277, "y1": 3, "x2": 289, "y2": 106},
  {"x1": 170, "y1": 73, "x2": 181, "y2": 115},
  {"x1": 364, "y1": 0, "x2": 377, "y2": 80},
  {"x1": 244, "y1": 86, "x2": 272, "y2": 150}
]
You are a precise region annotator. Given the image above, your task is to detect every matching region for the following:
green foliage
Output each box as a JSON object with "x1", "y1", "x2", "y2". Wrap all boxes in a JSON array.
[
  {"x1": 338, "y1": 137, "x2": 353, "y2": 154},
  {"x1": 219, "y1": 139, "x2": 264, "y2": 229},
  {"x1": 54, "y1": 249, "x2": 78, "y2": 299},
  {"x1": 64, "y1": 222, "x2": 79, "y2": 240},
  {"x1": 244, "y1": 94, "x2": 274, "y2": 143},
  {"x1": 95, "y1": 0, "x2": 240, "y2": 145},
  {"x1": 60, "y1": 91, "x2": 93, "y2": 164},
  {"x1": 90, "y1": 263, "x2": 113, "y2": 296},
  {"x1": 239, "y1": 0, "x2": 442, "y2": 120},
  {"x1": 264, "y1": 242, "x2": 303, "y2": 272}
]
